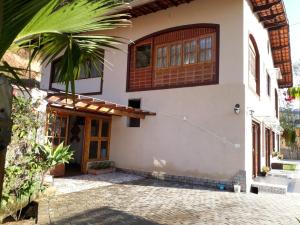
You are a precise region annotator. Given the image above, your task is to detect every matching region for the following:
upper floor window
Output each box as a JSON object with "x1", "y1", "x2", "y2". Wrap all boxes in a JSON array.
[
  {"x1": 156, "y1": 46, "x2": 168, "y2": 68},
  {"x1": 136, "y1": 45, "x2": 151, "y2": 68},
  {"x1": 51, "y1": 55, "x2": 104, "y2": 83},
  {"x1": 170, "y1": 44, "x2": 182, "y2": 66},
  {"x1": 127, "y1": 24, "x2": 219, "y2": 91},
  {"x1": 199, "y1": 37, "x2": 212, "y2": 62},
  {"x1": 275, "y1": 89, "x2": 278, "y2": 118},
  {"x1": 248, "y1": 35, "x2": 260, "y2": 96},
  {"x1": 50, "y1": 53, "x2": 105, "y2": 95},
  {"x1": 267, "y1": 73, "x2": 271, "y2": 96},
  {"x1": 184, "y1": 40, "x2": 197, "y2": 64}
]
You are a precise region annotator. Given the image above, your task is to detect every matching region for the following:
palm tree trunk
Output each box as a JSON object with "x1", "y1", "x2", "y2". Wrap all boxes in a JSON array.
[{"x1": 0, "y1": 76, "x2": 12, "y2": 203}]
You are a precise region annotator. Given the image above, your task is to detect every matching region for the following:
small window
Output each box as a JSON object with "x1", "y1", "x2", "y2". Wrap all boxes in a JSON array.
[
  {"x1": 267, "y1": 74, "x2": 271, "y2": 96},
  {"x1": 136, "y1": 44, "x2": 151, "y2": 68},
  {"x1": 170, "y1": 44, "x2": 182, "y2": 66},
  {"x1": 156, "y1": 46, "x2": 168, "y2": 68},
  {"x1": 199, "y1": 37, "x2": 212, "y2": 62},
  {"x1": 128, "y1": 99, "x2": 141, "y2": 127},
  {"x1": 184, "y1": 40, "x2": 197, "y2": 64}
]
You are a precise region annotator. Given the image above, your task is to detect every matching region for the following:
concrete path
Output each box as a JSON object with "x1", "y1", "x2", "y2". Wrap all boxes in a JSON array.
[{"x1": 39, "y1": 175, "x2": 300, "y2": 225}]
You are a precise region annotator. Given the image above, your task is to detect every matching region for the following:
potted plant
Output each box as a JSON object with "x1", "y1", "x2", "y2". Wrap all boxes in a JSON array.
[
  {"x1": 277, "y1": 153, "x2": 284, "y2": 160},
  {"x1": 261, "y1": 166, "x2": 270, "y2": 176},
  {"x1": 41, "y1": 142, "x2": 73, "y2": 177},
  {"x1": 272, "y1": 151, "x2": 278, "y2": 158}
]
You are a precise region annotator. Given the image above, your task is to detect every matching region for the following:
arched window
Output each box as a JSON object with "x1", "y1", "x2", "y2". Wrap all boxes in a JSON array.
[
  {"x1": 275, "y1": 89, "x2": 278, "y2": 118},
  {"x1": 127, "y1": 24, "x2": 220, "y2": 91},
  {"x1": 248, "y1": 35, "x2": 260, "y2": 96}
]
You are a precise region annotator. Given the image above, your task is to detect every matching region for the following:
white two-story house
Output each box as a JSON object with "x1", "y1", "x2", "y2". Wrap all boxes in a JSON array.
[{"x1": 41, "y1": 0, "x2": 293, "y2": 192}]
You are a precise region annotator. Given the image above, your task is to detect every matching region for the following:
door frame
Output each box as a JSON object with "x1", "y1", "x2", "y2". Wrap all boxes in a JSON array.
[
  {"x1": 265, "y1": 128, "x2": 271, "y2": 168},
  {"x1": 252, "y1": 121, "x2": 261, "y2": 177},
  {"x1": 82, "y1": 116, "x2": 112, "y2": 173},
  {"x1": 46, "y1": 106, "x2": 112, "y2": 174}
]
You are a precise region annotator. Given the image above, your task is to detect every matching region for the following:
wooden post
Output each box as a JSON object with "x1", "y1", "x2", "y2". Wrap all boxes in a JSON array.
[{"x1": 0, "y1": 76, "x2": 12, "y2": 203}]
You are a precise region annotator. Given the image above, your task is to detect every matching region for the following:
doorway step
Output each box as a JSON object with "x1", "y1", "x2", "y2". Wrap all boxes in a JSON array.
[{"x1": 251, "y1": 175, "x2": 289, "y2": 194}]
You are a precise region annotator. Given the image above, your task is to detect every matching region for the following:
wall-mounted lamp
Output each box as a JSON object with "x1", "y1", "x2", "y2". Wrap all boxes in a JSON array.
[
  {"x1": 249, "y1": 110, "x2": 255, "y2": 116},
  {"x1": 234, "y1": 104, "x2": 240, "y2": 114}
]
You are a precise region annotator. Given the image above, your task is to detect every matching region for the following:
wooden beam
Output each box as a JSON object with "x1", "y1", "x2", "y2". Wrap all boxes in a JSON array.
[
  {"x1": 267, "y1": 23, "x2": 288, "y2": 31},
  {"x1": 271, "y1": 45, "x2": 289, "y2": 51},
  {"x1": 264, "y1": 21, "x2": 287, "y2": 29},
  {"x1": 253, "y1": 0, "x2": 281, "y2": 13},
  {"x1": 259, "y1": 12, "x2": 285, "y2": 22},
  {"x1": 274, "y1": 60, "x2": 291, "y2": 65},
  {"x1": 48, "y1": 106, "x2": 111, "y2": 119}
]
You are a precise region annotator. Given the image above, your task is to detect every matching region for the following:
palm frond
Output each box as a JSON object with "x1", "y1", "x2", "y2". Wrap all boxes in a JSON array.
[
  {"x1": 0, "y1": 61, "x2": 31, "y2": 96},
  {"x1": 16, "y1": 0, "x2": 131, "y2": 42},
  {"x1": 1, "y1": 0, "x2": 131, "y2": 96},
  {"x1": 0, "y1": 0, "x2": 51, "y2": 59}
]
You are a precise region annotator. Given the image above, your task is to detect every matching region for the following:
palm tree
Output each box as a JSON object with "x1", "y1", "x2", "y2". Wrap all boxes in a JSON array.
[{"x1": 0, "y1": 0, "x2": 131, "y2": 201}]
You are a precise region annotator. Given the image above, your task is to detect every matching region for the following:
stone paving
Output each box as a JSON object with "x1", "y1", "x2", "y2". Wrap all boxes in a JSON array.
[
  {"x1": 39, "y1": 174, "x2": 300, "y2": 225},
  {"x1": 51, "y1": 172, "x2": 143, "y2": 195}
]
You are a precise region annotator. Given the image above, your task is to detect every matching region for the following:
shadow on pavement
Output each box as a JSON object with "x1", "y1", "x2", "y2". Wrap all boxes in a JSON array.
[{"x1": 47, "y1": 206, "x2": 162, "y2": 225}]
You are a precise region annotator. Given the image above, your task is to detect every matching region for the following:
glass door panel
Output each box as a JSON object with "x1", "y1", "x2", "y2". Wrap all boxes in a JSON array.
[
  {"x1": 100, "y1": 141, "x2": 108, "y2": 160},
  {"x1": 46, "y1": 112, "x2": 69, "y2": 147},
  {"x1": 89, "y1": 141, "x2": 98, "y2": 160},
  {"x1": 91, "y1": 119, "x2": 99, "y2": 137},
  {"x1": 101, "y1": 121, "x2": 109, "y2": 137}
]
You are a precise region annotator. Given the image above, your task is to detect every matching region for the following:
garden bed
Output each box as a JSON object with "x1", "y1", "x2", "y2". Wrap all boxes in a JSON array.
[
  {"x1": 271, "y1": 162, "x2": 297, "y2": 171},
  {"x1": 87, "y1": 161, "x2": 115, "y2": 175}
]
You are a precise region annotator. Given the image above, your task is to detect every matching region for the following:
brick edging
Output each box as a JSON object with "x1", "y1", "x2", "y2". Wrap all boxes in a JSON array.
[{"x1": 116, "y1": 168, "x2": 236, "y2": 191}]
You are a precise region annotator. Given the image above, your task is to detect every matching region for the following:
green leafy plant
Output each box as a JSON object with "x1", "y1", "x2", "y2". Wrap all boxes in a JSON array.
[
  {"x1": 261, "y1": 166, "x2": 270, "y2": 176},
  {"x1": 38, "y1": 142, "x2": 73, "y2": 169},
  {"x1": 0, "y1": 0, "x2": 131, "y2": 202},
  {"x1": 1, "y1": 142, "x2": 73, "y2": 220},
  {"x1": 272, "y1": 151, "x2": 278, "y2": 157},
  {"x1": 90, "y1": 161, "x2": 113, "y2": 170},
  {"x1": 277, "y1": 153, "x2": 284, "y2": 160}
]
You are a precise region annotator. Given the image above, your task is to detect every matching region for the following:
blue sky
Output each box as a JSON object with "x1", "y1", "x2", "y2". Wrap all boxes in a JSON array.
[{"x1": 284, "y1": 0, "x2": 300, "y2": 62}]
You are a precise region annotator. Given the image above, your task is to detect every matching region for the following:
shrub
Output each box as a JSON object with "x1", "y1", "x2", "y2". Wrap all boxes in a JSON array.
[
  {"x1": 261, "y1": 166, "x2": 270, "y2": 174},
  {"x1": 1, "y1": 96, "x2": 73, "y2": 220},
  {"x1": 277, "y1": 153, "x2": 284, "y2": 160},
  {"x1": 1, "y1": 143, "x2": 73, "y2": 220}
]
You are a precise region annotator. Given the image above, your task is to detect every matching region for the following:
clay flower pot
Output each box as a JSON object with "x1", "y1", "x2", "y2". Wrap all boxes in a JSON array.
[{"x1": 49, "y1": 164, "x2": 65, "y2": 177}]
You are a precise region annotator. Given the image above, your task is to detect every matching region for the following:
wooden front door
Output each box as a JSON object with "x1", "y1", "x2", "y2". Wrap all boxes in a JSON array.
[
  {"x1": 83, "y1": 117, "x2": 111, "y2": 173},
  {"x1": 252, "y1": 121, "x2": 261, "y2": 177}
]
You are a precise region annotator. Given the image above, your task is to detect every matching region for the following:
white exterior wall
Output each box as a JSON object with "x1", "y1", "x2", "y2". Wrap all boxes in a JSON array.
[
  {"x1": 243, "y1": 0, "x2": 280, "y2": 187},
  {"x1": 104, "y1": 0, "x2": 245, "y2": 181},
  {"x1": 40, "y1": 0, "x2": 270, "y2": 184}
]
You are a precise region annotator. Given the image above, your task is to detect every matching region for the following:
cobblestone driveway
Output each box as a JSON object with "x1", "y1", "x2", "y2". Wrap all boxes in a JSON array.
[{"x1": 39, "y1": 178, "x2": 300, "y2": 225}]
